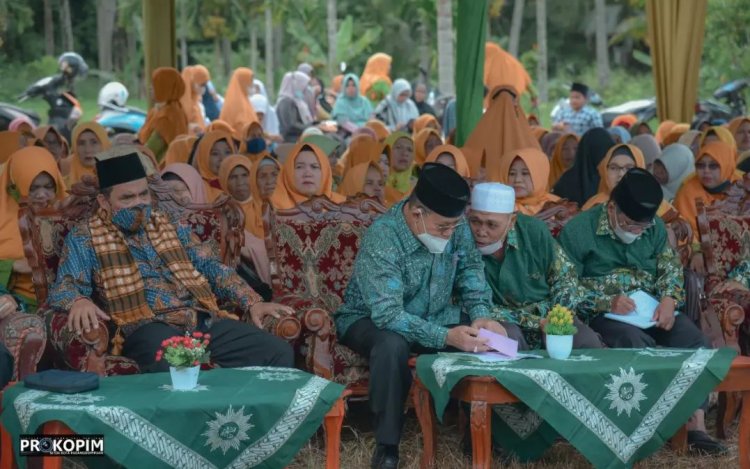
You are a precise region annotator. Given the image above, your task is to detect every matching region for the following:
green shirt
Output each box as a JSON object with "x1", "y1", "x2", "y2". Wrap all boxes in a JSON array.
[
  {"x1": 484, "y1": 214, "x2": 584, "y2": 333},
  {"x1": 558, "y1": 205, "x2": 684, "y2": 319},
  {"x1": 334, "y1": 201, "x2": 493, "y2": 349}
]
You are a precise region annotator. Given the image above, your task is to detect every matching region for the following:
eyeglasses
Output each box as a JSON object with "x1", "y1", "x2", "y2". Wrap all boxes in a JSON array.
[
  {"x1": 607, "y1": 164, "x2": 636, "y2": 174},
  {"x1": 616, "y1": 207, "x2": 653, "y2": 231},
  {"x1": 434, "y1": 220, "x2": 465, "y2": 237},
  {"x1": 695, "y1": 162, "x2": 720, "y2": 171}
]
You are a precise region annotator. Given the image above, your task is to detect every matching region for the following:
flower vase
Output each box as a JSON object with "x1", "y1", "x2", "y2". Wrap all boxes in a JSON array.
[
  {"x1": 170, "y1": 365, "x2": 200, "y2": 390},
  {"x1": 546, "y1": 334, "x2": 573, "y2": 360}
]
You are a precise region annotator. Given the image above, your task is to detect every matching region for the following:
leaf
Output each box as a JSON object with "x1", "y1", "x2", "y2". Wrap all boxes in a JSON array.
[{"x1": 632, "y1": 49, "x2": 651, "y2": 67}]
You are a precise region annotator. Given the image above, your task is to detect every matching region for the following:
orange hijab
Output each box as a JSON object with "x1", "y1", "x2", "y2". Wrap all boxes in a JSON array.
[
  {"x1": 180, "y1": 65, "x2": 210, "y2": 131},
  {"x1": 0, "y1": 131, "x2": 23, "y2": 165},
  {"x1": 548, "y1": 133, "x2": 579, "y2": 187},
  {"x1": 206, "y1": 119, "x2": 235, "y2": 135},
  {"x1": 67, "y1": 122, "x2": 111, "y2": 185},
  {"x1": 337, "y1": 162, "x2": 384, "y2": 200},
  {"x1": 662, "y1": 123, "x2": 690, "y2": 147},
  {"x1": 139, "y1": 67, "x2": 188, "y2": 146},
  {"x1": 33, "y1": 126, "x2": 69, "y2": 158},
  {"x1": 365, "y1": 119, "x2": 390, "y2": 142},
  {"x1": 412, "y1": 114, "x2": 440, "y2": 135},
  {"x1": 270, "y1": 143, "x2": 345, "y2": 210},
  {"x1": 674, "y1": 141, "x2": 741, "y2": 237},
  {"x1": 343, "y1": 134, "x2": 382, "y2": 175},
  {"x1": 0, "y1": 147, "x2": 66, "y2": 300},
  {"x1": 413, "y1": 128, "x2": 443, "y2": 167},
  {"x1": 218, "y1": 155, "x2": 255, "y2": 232},
  {"x1": 484, "y1": 42, "x2": 532, "y2": 96},
  {"x1": 582, "y1": 144, "x2": 646, "y2": 210},
  {"x1": 239, "y1": 121, "x2": 267, "y2": 162},
  {"x1": 163, "y1": 134, "x2": 197, "y2": 167},
  {"x1": 611, "y1": 114, "x2": 638, "y2": 129},
  {"x1": 219, "y1": 68, "x2": 259, "y2": 136},
  {"x1": 654, "y1": 120, "x2": 676, "y2": 145},
  {"x1": 425, "y1": 144, "x2": 470, "y2": 178},
  {"x1": 463, "y1": 85, "x2": 541, "y2": 177},
  {"x1": 359, "y1": 53, "x2": 392, "y2": 95},
  {"x1": 530, "y1": 127, "x2": 549, "y2": 143},
  {"x1": 245, "y1": 155, "x2": 281, "y2": 238},
  {"x1": 497, "y1": 147, "x2": 560, "y2": 216},
  {"x1": 699, "y1": 126, "x2": 737, "y2": 150},
  {"x1": 192, "y1": 130, "x2": 236, "y2": 197}
]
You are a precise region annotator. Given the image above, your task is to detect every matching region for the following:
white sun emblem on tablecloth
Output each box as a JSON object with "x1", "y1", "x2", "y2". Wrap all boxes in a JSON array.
[
  {"x1": 202, "y1": 405, "x2": 254, "y2": 454},
  {"x1": 47, "y1": 393, "x2": 105, "y2": 405},
  {"x1": 257, "y1": 370, "x2": 302, "y2": 381},
  {"x1": 604, "y1": 367, "x2": 648, "y2": 417}
]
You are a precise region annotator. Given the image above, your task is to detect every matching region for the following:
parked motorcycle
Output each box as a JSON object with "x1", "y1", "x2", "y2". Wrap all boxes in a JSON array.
[
  {"x1": 95, "y1": 82, "x2": 146, "y2": 135},
  {"x1": 692, "y1": 78, "x2": 748, "y2": 128},
  {"x1": 0, "y1": 103, "x2": 40, "y2": 131}
]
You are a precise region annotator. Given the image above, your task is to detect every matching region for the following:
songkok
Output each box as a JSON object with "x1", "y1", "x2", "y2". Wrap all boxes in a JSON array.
[
  {"x1": 95, "y1": 152, "x2": 147, "y2": 190},
  {"x1": 414, "y1": 162, "x2": 470, "y2": 218},
  {"x1": 610, "y1": 168, "x2": 662, "y2": 222},
  {"x1": 471, "y1": 183, "x2": 515, "y2": 214},
  {"x1": 571, "y1": 82, "x2": 589, "y2": 97}
]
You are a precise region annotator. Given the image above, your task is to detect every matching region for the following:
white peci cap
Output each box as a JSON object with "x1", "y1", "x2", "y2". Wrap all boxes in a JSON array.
[{"x1": 471, "y1": 183, "x2": 515, "y2": 214}]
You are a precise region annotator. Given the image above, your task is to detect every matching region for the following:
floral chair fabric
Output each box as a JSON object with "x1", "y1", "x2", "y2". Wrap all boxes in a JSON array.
[{"x1": 0, "y1": 311, "x2": 46, "y2": 380}]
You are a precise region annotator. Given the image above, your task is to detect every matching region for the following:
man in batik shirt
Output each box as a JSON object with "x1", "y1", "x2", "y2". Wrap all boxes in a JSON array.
[
  {"x1": 335, "y1": 163, "x2": 524, "y2": 469},
  {"x1": 49, "y1": 150, "x2": 293, "y2": 372}
]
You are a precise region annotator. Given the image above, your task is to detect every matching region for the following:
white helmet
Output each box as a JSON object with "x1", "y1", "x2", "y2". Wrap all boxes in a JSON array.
[{"x1": 98, "y1": 82, "x2": 129, "y2": 108}]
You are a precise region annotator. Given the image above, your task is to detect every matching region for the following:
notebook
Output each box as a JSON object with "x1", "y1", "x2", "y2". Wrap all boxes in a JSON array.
[{"x1": 603, "y1": 290, "x2": 679, "y2": 329}]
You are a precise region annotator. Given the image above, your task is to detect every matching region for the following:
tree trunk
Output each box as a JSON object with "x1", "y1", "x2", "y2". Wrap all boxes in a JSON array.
[
  {"x1": 249, "y1": 22, "x2": 258, "y2": 72},
  {"x1": 436, "y1": 0, "x2": 454, "y2": 95},
  {"x1": 595, "y1": 0, "x2": 610, "y2": 88},
  {"x1": 179, "y1": 0, "x2": 188, "y2": 69},
  {"x1": 326, "y1": 0, "x2": 337, "y2": 78},
  {"x1": 274, "y1": 23, "x2": 283, "y2": 79},
  {"x1": 126, "y1": 25, "x2": 140, "y2": 98},
  {"x1": 509, "y1": 0, "x2": 525, "y2": 57},
  {"x1": 96, "y1": 0, "x2": 117, "y2": 75},
  {"x1": 536, "y1": 0, "x2": 548, "y2": 102},
  {"x1": 221, "y1": 36, "x2": 232, "y2": 79},
  {"x1": 264, "y1": 3, "x2": 274, "y2": 100},
  {"x1": 213, "y1": 38, "x2": 222, "y2": 81},
  {"x1": 43, "y1": 0, "x2": 55, "y2": 55},
  {"x1": 418, "y1": 16, "x2": 431, "y2": 86},
  {"x1": 60, "y1": 0, "x2": 74, "y2": 51}
]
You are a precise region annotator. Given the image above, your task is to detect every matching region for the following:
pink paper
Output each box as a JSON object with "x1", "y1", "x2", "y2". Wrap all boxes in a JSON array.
[{"x1": 478, "y1": 328, "x2": 518, "y2": 358}]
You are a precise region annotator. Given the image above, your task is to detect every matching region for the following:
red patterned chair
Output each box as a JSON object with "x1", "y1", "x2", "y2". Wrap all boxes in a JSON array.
[
  {"x1": 264, "y1": 195, "x2": 387, "y2": 394},
  {"x1": 534, "y1": 200, "x2": 579, "y2": 237},
  {"x1": 0, "y1": 311, "x2": 45, "y2": 381},
  {"x1": 19, "y1": 175, "x2": 300, "y2": 376}
]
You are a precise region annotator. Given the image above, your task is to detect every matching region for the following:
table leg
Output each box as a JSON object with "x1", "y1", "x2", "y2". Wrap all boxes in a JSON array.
[
  {"x1": 0, "y1": 424, "x2": 13, "y2": 469},
  {"x1": 469, "y1": 401, "x2": 491, "y2": 469},
  {"x1": 412, "y1": 379, "x2": 436, "y2": 469},
  {"x1": 669, "y1": 425, "x2": 687, "y2": 454},
  {"x1": 39, "y1": 421, "x2": 74, "y2": 469},
  {"x1": 740, "y1": 390, "x2": 750, "y2": 469},
  {"x1": 323, "y1": 396, "x2": 347, "y2": 469}
]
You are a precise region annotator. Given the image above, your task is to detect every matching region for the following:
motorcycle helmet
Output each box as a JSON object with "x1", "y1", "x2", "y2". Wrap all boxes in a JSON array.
[
  {"x1": 98, "y1": 82, "x2": 129, "y2": 109},
  {"x1": 58, "y1": 52, "x2": 89, "y2": 79}
]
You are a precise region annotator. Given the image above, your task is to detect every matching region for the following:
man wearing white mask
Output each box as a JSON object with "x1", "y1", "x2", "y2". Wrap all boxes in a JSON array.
[
  {"x1": 335, "y1": 163, "x2": 522, "y2": 469},
  {"x1": 469, "y1": 183, "x2": 603, "y2": 349}
]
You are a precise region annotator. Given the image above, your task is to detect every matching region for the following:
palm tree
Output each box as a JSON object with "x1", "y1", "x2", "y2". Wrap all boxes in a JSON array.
[
  {"x1": 595, "y1": 0, "x2": 610, "y2": 88},
  {"x1": 509, "y1": 0, "x2": 525, "y2": 57},
  {"x1": 436, "y1": 0, "x2": 454, "y2": 95},
  {"x1": 327, "y1": 0, "x2": 337, "y2": 78},
  {"x1": 536, "y1": 0, "x2": 548, "y2": 102}
]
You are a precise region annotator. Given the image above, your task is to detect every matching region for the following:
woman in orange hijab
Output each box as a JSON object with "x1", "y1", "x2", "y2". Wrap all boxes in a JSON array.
[
  {"x1": 496, "y1": 147, "x2": 560, "y2": 216},
  {"x1": 33, "y1": 126, "x2": 69, "y2": 167},
  {"x1": 654, "y1": 120, "x2": 676, "y2": 145},
  {"x1": 365, "y1": 119, "x2": 390, "y2": 142},
  {"x1": 206, "y1": 120, "x2": 235, "y2": 135},
  {"x1": 336, "y1": 162, "x2": 386, "y2": 202},
  {"x1": 413, "y1": 127, "x2": 443, "y2": 167},
  {"x1": 661, "y1": 123, "x2": 690, "y2": 147},
  {"x1": 239, "y1": 121, "x2": 269, "y2": 162},
  {"x1": 270, "y1": 143, "x2": 345, "y2": 210},
  {"x1": 548, "y1": 133, "x2": 579, "y2": 187},
  {"x1": 729, "y1": 116, "x2": 750, "y2": 152},
  {"x1": 180, "y1": 65, "x2": 210, "y2": 132},
  {"x1": 424, "y1": 145, "x2": 470, "y2": 178},
  {"x1": 245, "y1": 155, "x2": 281, "y2": 238},
  {"x1": 191, "y1": 130, "x2": 236, "y2": 200},
  {"x1": 139, "y1": 67, "x2": 189, "y2": 162},
  {"x1": 0, "y1": 147, "x2": 66, "y2": 309},
  {"x1": 339, "y1": 134, "x2": 382, "y2": 176},
  {"x1": 66, "y1": 121, "x2": 111, "y2": 185},
  {"x1": 674, "y1": 141, "x2": 742, "y2": 239},
  {"x1": 0, "y1": 131, "x2": 24, "y2": 167},
  {"x1": 162, "y1": 134, "x2": 197, "y2": 167},
  {"x1": 412, "y1": 114, "x2": 440, "y2": 136},
  {"x1": 698, "y1": 126, "x2": 737, "y2": 150},
  {"x1": 219, "y1": 68, "x2": 259, "y2": 136},
  {"x1": 359, "y1": 53, "x2": 392, "y2": 96}
]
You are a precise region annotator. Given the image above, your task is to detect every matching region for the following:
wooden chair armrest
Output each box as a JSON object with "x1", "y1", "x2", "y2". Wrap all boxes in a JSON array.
[{"x1": 261, "y1": 314, "x2": 301, "y2": 341}]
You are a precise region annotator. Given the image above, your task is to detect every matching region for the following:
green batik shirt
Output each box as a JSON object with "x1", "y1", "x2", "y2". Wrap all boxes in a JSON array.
[
  {"x1": 484, "y1": 214, "x2": 585, "y2": 334},
  {"x1": 558, "y1": 204, "x2": 684, "y2": 319},
  {"x1": 334, "y1": 201, "x2": 493, "y2": 349},
  {"x1": 729, "y1": 260, "x2": 750, "y2": 287}
]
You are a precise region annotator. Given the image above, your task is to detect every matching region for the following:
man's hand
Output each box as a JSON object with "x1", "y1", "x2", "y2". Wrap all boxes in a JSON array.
[
  {"x1": 445, "y1": 326, "x2": 489, "y2": 353},
  {"x1": 610, "y1": 295, "x2": 636, "y2": 315},
  {"x1": 471, "y1": 318, "x2": 507, "y2": 337},
  {"x1": 248, "y1": 302, "x2": 294, "y2": 328},
  {"x1": 67, "y1": 298, "x2": 110, "y2": 335},
  {"x1": 12, "y1": 260, "x2": 31, "y2": 275},
  {"x1": 653, "y1": 297, "x2": 676, "y2": 330},
  {"x1": 0, "y1": 295, "x2": 18, "y2": 320},
  {"x1": 712, "y1": 280, "x2": 749, "y2": 295}
]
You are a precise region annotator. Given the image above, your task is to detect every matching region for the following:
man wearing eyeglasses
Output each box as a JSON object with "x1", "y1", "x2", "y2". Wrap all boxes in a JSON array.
[
  {"x1": 559, "y1": 168, "x2": 725, "y2": 455},
  {"x1": 335, "y1": 163, "x2": 516, "y2": 469}
]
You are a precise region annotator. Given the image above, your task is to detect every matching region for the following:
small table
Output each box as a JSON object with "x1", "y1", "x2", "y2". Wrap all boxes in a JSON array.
[
  {"x1": 413, "y1": 350, "x2": 748, "y2": 469},
  {"x1": 1, "y1": 367, "x2": 349, "y2": 469}
]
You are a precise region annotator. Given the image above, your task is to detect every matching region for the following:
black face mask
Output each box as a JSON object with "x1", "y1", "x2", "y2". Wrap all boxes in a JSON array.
[{"x1": 705, "y1": 180, "x2": 731, "y2": 194}]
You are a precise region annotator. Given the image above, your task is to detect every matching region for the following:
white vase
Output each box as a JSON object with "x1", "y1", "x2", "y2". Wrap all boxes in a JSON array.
[
  {"x1": 170, "y1": 365, "x2": 200, "y2": 390},
  {"x1": 546, "y1": 334, "x2": 574, "y2": 360}
]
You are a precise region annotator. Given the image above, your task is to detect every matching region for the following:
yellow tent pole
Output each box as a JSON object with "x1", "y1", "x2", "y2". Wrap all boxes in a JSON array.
[{"x1": 142, "y1": 0, "x2": 176, "y2": 106}]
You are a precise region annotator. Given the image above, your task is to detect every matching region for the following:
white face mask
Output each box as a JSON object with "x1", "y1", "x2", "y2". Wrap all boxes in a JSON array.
[
  {"x1": 478, "y1": 239, "x2": 503, "y2": 255},
  {"x1": 613, "y1": 214, "x2": 640, "y2": 244},
  {"x1": 416, "y1": 212, "x2": 450, "y2": 254}
]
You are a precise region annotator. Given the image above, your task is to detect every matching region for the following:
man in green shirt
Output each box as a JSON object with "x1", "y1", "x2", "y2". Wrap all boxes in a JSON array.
[
  {"x1": 468, "y1": 182, "x2": 603, "y2": 349},
  {"x1": 559, "y1": 168, "x2": 723, "y2": 455},
  {"x1": 335, "y1": 163, "x2": 523, "y2": 469}
]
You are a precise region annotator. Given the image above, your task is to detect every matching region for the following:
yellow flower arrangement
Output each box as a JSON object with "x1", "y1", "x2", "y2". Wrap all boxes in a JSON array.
[{"x1": 544, "y1": 305, "x2": 578, "y2": 336}]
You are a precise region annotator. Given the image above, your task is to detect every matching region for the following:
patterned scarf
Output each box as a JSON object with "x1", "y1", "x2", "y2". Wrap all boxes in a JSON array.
[{"x1": 89, "y1": 208, "x2": 227, "y2": 353}]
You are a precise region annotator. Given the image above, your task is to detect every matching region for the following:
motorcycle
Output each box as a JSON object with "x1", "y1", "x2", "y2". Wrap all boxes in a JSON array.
[
  {"x1": 692, "y1": 78, "x2": 748, "y2": 128},
  {"x1": 95, "y1": 82, "x2": 146, "y2": 135},
  {"x1": 0, "y1": 102, "x2": 40, "y2": 131}
]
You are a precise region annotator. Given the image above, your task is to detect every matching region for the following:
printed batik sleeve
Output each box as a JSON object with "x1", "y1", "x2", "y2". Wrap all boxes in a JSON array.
[
  {"x1": 654, "y1": 241, "x2": 685, "y2": 307},
  {"x1": 48, "y1": 228, "x2": 96, "y2": 312},
  {"x1": 548, "y1": 244, "x2": 588, "y2": 314},
  {"x1": 453, "y1": 225, "x2": 493, "y2": 321}
]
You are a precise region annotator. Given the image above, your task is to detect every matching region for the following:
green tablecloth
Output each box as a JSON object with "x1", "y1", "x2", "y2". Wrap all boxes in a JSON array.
[
  {"x1": 1, "y1": 367, "x2": 345, "y2": 469},
  {"x1": 416, "y1": 347, "x2": 736, "y2": 469}
]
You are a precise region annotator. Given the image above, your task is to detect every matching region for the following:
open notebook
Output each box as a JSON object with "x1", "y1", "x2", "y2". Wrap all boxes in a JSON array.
[{"x1": 603, "y1": 290, "x2": 679, "y2": 329}]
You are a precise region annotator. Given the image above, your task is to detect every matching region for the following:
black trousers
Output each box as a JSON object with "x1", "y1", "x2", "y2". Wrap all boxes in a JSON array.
[
  {"x1": 340, "y1": 317, "x2": 527, "y2": 446},
  {"x1": 0, "y1": 342, "x2": 13, "y2": 388},
  {"x1": 589, "y1": 313, "x2": 709, "y2": 349},
  {"x1": 122, "y1": 318, "x2": 294, "y2": 373}
]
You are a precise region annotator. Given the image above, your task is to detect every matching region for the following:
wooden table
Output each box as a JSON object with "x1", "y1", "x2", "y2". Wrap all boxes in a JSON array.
[
  {"x1": 0, "y1": 386, "x2": 351, "y2": 469},
  {"x1": 412, "y1": 355, "x2": 750, "y2": 469}
]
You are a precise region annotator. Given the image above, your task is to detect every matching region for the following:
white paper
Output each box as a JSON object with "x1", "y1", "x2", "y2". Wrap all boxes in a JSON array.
[
  {"x1": 473, "y1": 352, "x2": 542, "y2": 363},
  {"x1": 603, "y1": 290, "x2": 679, "y2": 329}
]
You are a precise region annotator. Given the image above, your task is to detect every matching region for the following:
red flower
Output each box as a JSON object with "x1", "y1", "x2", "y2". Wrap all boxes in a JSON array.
[
  {"x1": 193, "y1": 331, "x2": 203, "y2": 339},
  {"x1": 204, "y1": 334, "x2": 211, "y2": 340},
  {"x1": 193, "y1": 360, "x2": 199, "y2": 366},
  {"x1": 161, "y1": 339, "x2": 169, "y2": 347},
  {"x1": 155, "y1": 350, "x2": 163, "y2": 361}
]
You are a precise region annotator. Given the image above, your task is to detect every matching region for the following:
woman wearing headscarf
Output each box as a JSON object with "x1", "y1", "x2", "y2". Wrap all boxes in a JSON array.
[
  {"x1": 582, "y1": 144, "x2": 646, "y2": 210},
  {"x1": 276, "y1": 71, "x2": 315, "y2": 143},
  {"x1": 629, "y1": 120, "x2": 653, "y2": 137},
  {"x1": 728, "y1": 116, "x2": 750, "y2": 156},
  {"x1": 677, "y1": 130, "x2": 702, "y2": 157},
  {"x1": 180, "y1": 65, "x2": 210, "y2": 132},
  {"x1": 630, "y1": 134, "x2": 661, "y2": 172},
  {"x1": 250, "y1": 93, "x2": 282, "y2": 141},
  {"x1": 161, "y1": 162, "x2": 209, "y2": 205},
  {"x1": 607, "y1": 126, "x2": 631, "y2": 145},
  {"x1": 540, "y1": 131, "x2": 563, "y2": 159},
  {"x1": 336, "y1": 162, "x2": 386, "y2": 202},
  {"x1": 162, "y1": 134, "x2": 197, "y2": 168},
  {"x1": 65, "y1": 121, "x2": 111, "y2": 186},
  {"x1": 332, "y1": 73, "x2": 373, "y2": 128},
  {"x1": 653, "y1": 144, "x2": 695, "y2": 202},
  {"x1": 139, "y1": 67, "x2": 189, "y2": 162},
  {"x1": 411, "y1": 83, "x2": 436, "y2": 117},
  {"x1": 220, "y1": 67, "x2": 259, "y2": 136},
  {"x1": 191, "y1": 130, "x2": 236, "y2": 200},
  {"x1": 662, "y1": 123, "x2": 690, "y2": 147},
  {"x1": 547, "y1": 133, "x2": 579, "y2": 187},
  {"x1": 384, "y1": 132, "x2": 416, "y2": 198},
  {"x1": 359, "y1": 53, "x2": 392, "y2": 104},
  {"x1": 413, "y1": 127, "x2": 443, "y2": 168},
  {"x1": 270, "y1": 143, "x2": 345, "y2": 210},
  {"x1": 412, "y1": 114, "x2": 440, "y2": 136},
  {"x1": 373, "y1": 79, "x2": 419, "y2": 131},
  {"x1": 0, "y1": 147, "x2": 66, "y2": 309},
  {"x1": 365, "y1": 120, "x2": 390, "y2": 142},
  {"x1": 611, "y1": 114, "x2": 638, "y2": 130},
  {"x1": 424, "y1": 145, "x2": 471, "y2": 178},
  {"x1": 654, "y1": 120, "x2": 676, "y2": 145},
  {"x1": 33, "y1": 126, "x2": 68, "y2": 164},
  {"x1": 239, "y1": 121, "x2": 269, "y2": 162},
  {"x1": 243, "y1": 155, "x2": 281, "y2": 239},
  {"x1": 496, "y1": 147, "x2": 561, "y2": 216},
  {"x1": 551, "y1": 127, "x2": 615, "y2": 207},
  {"x1": 699, "y1": 126, "x2": 737, "y2": 151}
]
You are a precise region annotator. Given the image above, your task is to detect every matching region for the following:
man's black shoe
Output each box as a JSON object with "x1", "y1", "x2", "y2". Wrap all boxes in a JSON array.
[
  {"x1": 687, "y1": 430, "x2": 728, "y2": 456},
  {"x1": 371, "y1": 444, "x2": 399, "y2": 469}
]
